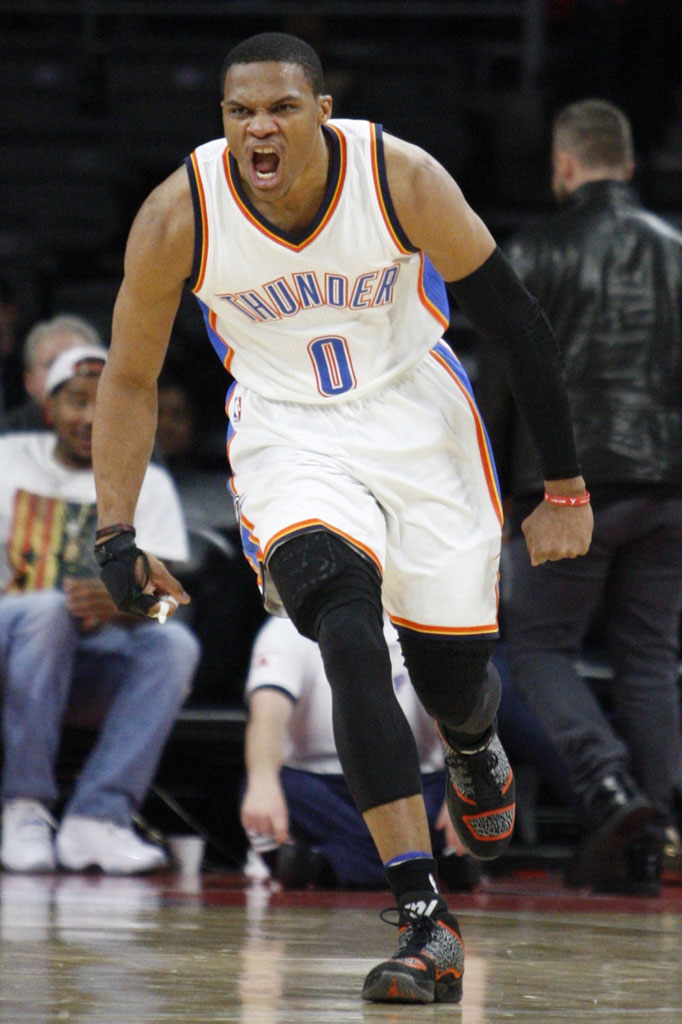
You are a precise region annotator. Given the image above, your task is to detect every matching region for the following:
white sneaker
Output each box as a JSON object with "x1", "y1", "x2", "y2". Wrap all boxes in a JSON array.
[
  {"x1": 1, "y1": 799, "x2": 56, "y2": 873},
  {"x1": 56, "y1": 817, "x2": 168, "y2": 875}
]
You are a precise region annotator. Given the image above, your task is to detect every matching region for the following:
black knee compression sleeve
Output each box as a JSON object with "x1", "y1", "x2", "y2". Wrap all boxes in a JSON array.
[
  {"x1": 268, "y1": 532, "x2": 424, "y2": 812},
  {"x1": 397, "y1": 630, "x2": 501, "y2": 738},
  {"x1": 318, "y1": 602, "x2": 423, "y2": 812},
  {"x1": 268, "y1": 530, "x2": 383, "y2": 639}
]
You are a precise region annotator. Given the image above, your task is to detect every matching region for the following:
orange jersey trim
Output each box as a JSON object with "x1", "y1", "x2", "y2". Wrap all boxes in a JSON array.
[
  {"x1": 370, "y1": 125, "x2": 449, "y2": 331},
  {"x1": 430, "y1": 348, "x2": 504, "y2": 527},
  {"x1": 417, "y1": 251, "x2": 449, "y2": 330},
  {"x1": 263, "y1": 519, "x2": 383, "y2": 574},
  {"x1": 369, "y1": 123, "x2": 413, "y2": 255},
  {"x1": 388, "y1": 567, "x2": 500, "y2": 637},
  {"x1": 222, "y1": 127, "x2": 347, "y2": 253},
  {"x1": 235, "y1": 506, "x2": 264, "y2": 586},
  {"x1": 388, "y1": 613, "x2": 499, "y2": 637},
  {"x1": 188, "y1": 152, "x2": 209, "y2": 293},
  {"x1": 208, "y1": 309, "x2": 234, "y2": 373}
]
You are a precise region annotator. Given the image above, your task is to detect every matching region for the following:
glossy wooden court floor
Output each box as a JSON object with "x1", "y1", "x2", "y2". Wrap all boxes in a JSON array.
[{"x1": 2, "y1": 863, "x2": 682, "y2": 1023}]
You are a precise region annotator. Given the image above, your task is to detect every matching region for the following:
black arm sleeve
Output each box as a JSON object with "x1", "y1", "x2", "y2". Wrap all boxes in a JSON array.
[{"x1": 447, "y1": 246, "x2": 581, "y2": 481}]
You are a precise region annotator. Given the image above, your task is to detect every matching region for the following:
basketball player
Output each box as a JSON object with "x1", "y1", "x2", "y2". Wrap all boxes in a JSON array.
[{"x1": 92, "y1": 33, "x2": 592, "y2": 1004}]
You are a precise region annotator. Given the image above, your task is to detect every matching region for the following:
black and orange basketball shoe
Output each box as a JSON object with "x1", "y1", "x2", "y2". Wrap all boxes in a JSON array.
[
  {"x1": 442, "y1": 724, "x2": 516, "y2": 859},
  {"x1": 361, "y1": 895, "x2": 464, "y2": 1004}
]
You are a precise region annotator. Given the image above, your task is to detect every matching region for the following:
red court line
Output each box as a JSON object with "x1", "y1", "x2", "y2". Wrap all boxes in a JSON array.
[{"x1": 156, "y1": 868, "x2": 682, "y2": 916}]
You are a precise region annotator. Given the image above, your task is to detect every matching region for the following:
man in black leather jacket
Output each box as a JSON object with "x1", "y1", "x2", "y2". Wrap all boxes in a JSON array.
[{"x1": 480, "y1": 99, "x2": 682, "y2": 894}]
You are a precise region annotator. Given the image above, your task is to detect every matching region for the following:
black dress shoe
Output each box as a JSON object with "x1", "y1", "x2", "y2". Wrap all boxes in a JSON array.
[
  {"x1": 437, "y1": 850, "x2": 483, "y2": 892},
  {"x1": 565, "y1": 772, "x2": 654, "y2": 892},
  {"x1": 275, "y1": 840, "x2": 337, "y2": 889},
  {"x1": 622, "y1": 832, "x2": 662, "y2": 896}
]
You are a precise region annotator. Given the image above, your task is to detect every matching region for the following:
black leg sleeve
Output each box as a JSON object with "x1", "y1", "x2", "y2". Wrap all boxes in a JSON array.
[
  {"x1": 398, "y1": 629, "x2": 501, "y2": 738},
  {"x1": 268, "y1": 531, "x2": 424, "y2": 813},
  {"x1": 318, "y1": 602, "x2": 424, "y2": 813}
]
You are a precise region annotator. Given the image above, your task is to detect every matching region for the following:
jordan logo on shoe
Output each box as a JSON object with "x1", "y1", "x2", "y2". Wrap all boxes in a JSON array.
[{"x1": 403, "y1": 897, "x2": 440, "y2": 918}]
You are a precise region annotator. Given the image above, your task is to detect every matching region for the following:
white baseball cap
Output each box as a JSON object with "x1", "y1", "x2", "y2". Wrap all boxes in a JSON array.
[{"x1": 45, "y1": 344, "x2": 108, "y2": 395}]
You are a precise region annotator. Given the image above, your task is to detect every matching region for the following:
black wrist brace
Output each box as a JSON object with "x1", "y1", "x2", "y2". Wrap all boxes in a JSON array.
[
  {"x1": 94, "y1": 530, "x2": 157, "y2": 615},
  {"x1": 447, "y1": 246, "x2": 581, "y2": 481}
]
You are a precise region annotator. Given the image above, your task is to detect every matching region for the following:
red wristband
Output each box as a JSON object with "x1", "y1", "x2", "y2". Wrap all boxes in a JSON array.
[
  {"x1": 543, "y1": 490, "x2": 591, "y2": 507},
  {"x1": 95, "y1": 523, "x2": 136, "y2": 541}
]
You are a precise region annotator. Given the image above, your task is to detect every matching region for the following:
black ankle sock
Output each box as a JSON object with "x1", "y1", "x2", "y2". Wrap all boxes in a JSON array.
[{"x1": 384, "y1": 853, "x2": 441, "y2": 908}]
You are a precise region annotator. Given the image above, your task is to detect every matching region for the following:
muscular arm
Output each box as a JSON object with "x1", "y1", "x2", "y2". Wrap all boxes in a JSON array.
[
  {"x1": 241, "y1": 688, "x2": 294, "y2": 845},
  {"x1": 92, "y1": 166, "x2": 194, "y2": 530},
  {"x1": 383, "y1": 135, "x2": 592, "y2": 562},
  {"x1": 382, "y1": 133, "x2": 496, "y2": 281}
]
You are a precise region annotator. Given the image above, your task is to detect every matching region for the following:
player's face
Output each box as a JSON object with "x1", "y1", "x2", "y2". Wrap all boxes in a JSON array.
[
  {"x1": 221, "y1": 61, "x2": 332, "y2": 202},
  {"x1": 49, "y1": 372, "x2": 101, "y2": 468}
]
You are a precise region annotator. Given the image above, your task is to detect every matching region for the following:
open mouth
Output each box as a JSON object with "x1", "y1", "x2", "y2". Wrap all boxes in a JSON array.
[{"x1": 250, "y1": 147, "x2": 281, "y2": 183}]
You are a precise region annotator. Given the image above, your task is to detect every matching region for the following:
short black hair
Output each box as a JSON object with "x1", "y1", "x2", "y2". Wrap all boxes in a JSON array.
[{"x1": 220, "y1": 32, "x2": 325, "y2": 96}]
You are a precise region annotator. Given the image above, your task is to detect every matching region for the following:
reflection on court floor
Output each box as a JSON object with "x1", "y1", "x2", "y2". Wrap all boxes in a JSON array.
[{"x1": 1, "y1": 868, "x2": 681, "y2": 1022}]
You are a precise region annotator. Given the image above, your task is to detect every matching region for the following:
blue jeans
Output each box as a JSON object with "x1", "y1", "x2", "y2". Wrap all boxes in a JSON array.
[
  {"x1": 0, "y1": 590, "x2": 200, "y2": 825},
  {"x1": 504, "y1": 496, "x2": 682, "y2": 818},
  {"x1": 281, "y1": 767, "x2": 447, "y2": 888}
]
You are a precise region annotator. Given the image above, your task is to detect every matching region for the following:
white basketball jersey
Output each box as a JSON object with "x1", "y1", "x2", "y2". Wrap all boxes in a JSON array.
[{"x1": 185, "y1": 119, "x2": 450, "y2": 404}]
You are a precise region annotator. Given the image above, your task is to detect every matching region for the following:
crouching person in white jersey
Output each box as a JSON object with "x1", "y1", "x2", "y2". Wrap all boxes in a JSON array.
[
  {"x1": 91, "y1": 32, "x2": 593, "y2": 1004},
  {"x1": 241, "y1": 613, "x2": 481, "y2": 892}
]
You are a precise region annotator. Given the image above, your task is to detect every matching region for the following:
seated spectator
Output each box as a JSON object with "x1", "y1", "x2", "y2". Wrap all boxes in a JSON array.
[
  {"x1": 156, "y1": 372, "x2": 236, "y2": 531},
  {"x1": 156, "y1": 374, "x2": 197, "y2": 470},
  {"x1": 241, "y1": 614, "x2": 481, "y2": 891},
  {"x1": 0, "y1": 344, "x2": 200, "y2": 874},
  {"x1": 0, "y1": 313, "x2": 105, "y2": 434}
]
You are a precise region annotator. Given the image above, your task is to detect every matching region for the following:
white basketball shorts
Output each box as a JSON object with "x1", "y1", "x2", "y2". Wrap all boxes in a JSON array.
[{"x1": 226, "y1": 342, "x2": 503, "y2": 635}]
